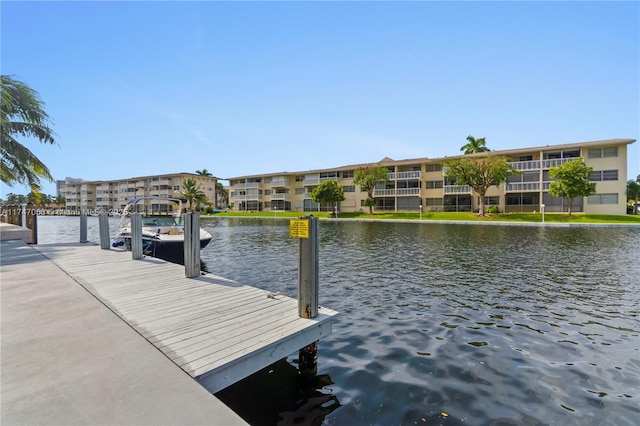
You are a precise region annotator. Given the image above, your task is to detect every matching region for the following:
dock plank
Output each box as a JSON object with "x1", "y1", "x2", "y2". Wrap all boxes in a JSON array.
[{"x1": 34, "y1": 244, "x2": 337, "y2": 394}]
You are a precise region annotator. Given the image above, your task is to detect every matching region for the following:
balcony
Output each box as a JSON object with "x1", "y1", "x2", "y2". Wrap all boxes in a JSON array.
[
  {"x1": 505, "y1": 182, "x2": 540, "y2": 192},
  {"x1": 373, "y1": 188, "x2": 421, "y2": 197},
  {"x1": 542, "y1": 157, "x2": 580, "y2": 169},
  {"x1": 443, "y1": 185, "x2": 472, "y2": 194},
  {"x1": 303, "y1": 177, "x2": 337, "y2": 186},
  {"x1": 234, "y1": 182, "x2": 261, "y2": 190},
  {"x1": 508, "y1": 160, "x2": 541, "y2": 171},
  {"x1": 271, "y1": 178, "x2": 290, "y2": 187},
  {"x1": 271, "y1": 193, "x2": 291, "y2": 201},
  {"x1": 388, "y1": 171, "x2": 421, "y2": 180}
]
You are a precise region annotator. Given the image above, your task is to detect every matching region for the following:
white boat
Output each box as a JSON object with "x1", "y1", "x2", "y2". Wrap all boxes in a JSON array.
[{"x1": 113, "y1": 197, "x2": 212, "y2": 263}]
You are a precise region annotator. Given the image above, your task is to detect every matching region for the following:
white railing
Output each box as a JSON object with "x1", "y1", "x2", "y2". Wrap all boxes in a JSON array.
[
  {"x1": 373, "y1": 189, "x2": 396, "y2": 196},
  {"x1": 397, "y1": 188, "x2": 420, "y2": 196},
  {"x1": 271, "y1": 193, "x2": 290, "y2": 201},
  {"x1": 233, "y1": 182, "x2": 261, "y2": 190},
  {"x1": 443, "y1": 185, "x2": 472, "y2": 194},
  {"x1": 505, "y1": 182, "x2": 540, "y2": 192},
  {"x1": 508, "y1": 160, "x2": 541, "y2": 171},
  {"x1": 304, "y1": 177, "x2": 337, "y2": 186},
  {"x1": 542, "y1": 157, "x2": 580, "y2": 169},
  {"x1": 388, "y1": 171, "x2": 421, "y2": 180},
  {"x1": 271, "y1": 178, "x2": 290, "y2": 187}
]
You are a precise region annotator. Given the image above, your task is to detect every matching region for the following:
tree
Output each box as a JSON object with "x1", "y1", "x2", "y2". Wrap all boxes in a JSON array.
[
  {"x1": 195, "y1": 169, "x2": 212, "y2": 176},
  {"x1": 216, "y1": 181, "x2": 228, "y2": 207},
  {"x1": 460, "y1": 135, "x2": 490, "y2": 154},
  {"x1": 444, "y1": 156, "x2": 519, "y2": 216},
  {"x1": 548, "y1": 159, "x2": 596, "y2": 217},
  {"x1": 179, "y1": 178, "x2": 208, "y2": 212},
  {"x1": 353, "y1": 164, "x2": 389, "y2": 214},
  {"x1": 311, "y1": 180, "x2": 345, "y2": 212},
  {"x1": 626, "y1": 174, "x2": 640, "y2": 214},
  {"x1": 1, "y1": 75, "x2": 57, "y2": 202}
]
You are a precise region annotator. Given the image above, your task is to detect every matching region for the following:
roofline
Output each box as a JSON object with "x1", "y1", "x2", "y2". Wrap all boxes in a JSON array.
[{"x1": 226, "y1": 138, "x2": 636, "y2": 180}]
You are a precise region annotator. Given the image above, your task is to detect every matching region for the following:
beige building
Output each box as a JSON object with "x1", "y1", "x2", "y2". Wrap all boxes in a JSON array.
[
  {"x1": 228, "y1": 138, "x2": 635, "y2": 215},
  {"x1": 61, "y1": 173, "x2": 217, "y2": 213}
]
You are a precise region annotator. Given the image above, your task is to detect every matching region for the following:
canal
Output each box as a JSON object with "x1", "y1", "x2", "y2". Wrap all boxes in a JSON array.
[{"x1": 37, "y1": 216, "x2": 640, "y2": 425}]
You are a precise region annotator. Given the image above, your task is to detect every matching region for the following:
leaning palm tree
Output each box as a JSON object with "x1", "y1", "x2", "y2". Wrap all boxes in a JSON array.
[
  {"x1": 179, "y1": 178, "x2": 208, "y2": 212},
  {"x1": 460, "y1": 135, "x2": 490, "y2": 154},
  {"x1": 1, "y1": 75, "x2": 56, "y2": 201}
]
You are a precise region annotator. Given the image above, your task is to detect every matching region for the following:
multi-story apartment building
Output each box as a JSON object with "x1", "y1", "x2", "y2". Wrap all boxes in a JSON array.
[
  {"x1": 61, "y1": 173, "x2": 217, "y2": 213},
  {"x1": 228, "y1": 138, "x2": 635, "y2": 215}
]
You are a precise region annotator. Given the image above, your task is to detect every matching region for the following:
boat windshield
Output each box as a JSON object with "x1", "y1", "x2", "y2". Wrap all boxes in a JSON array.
[{"x1": 142, "y1": 217, "x2": 181, "y2": 227}]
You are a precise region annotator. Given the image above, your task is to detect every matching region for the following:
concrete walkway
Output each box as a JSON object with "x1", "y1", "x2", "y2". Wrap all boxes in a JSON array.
[{"x1": 0, "y1": 240, "x2": 248, "y2": 425}]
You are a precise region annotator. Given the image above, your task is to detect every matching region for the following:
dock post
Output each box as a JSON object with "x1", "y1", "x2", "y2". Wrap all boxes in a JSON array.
[
  {"x1": 80, "y1": 213, "x2": 88, "y2": 243},
  {"x1": 184, "y1": 212, "x2": 200, "y2": 278},
  {"x1": 298, "y1": 215, "x2": 318, "y2": 319},
  {"x1": 131, "y1": 213, "x2": 143, "y2": 260},
  {"x1": 20, "y1": 203, "x2": 27, "y2": 229},
  {"x1": 98, "y1": 213, "x2": 110, "y2": 250},
  {"x1": 298, "y1": 215, "x2": 319, "y2": 378}
]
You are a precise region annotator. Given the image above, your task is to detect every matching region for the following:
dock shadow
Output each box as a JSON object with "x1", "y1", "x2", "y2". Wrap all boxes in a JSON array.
[{"x1": 215, "y1": 357, "x2": 340, "y2": 426}]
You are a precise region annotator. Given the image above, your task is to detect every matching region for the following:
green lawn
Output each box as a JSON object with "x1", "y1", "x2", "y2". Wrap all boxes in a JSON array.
[{"x1": 205, "y1": 210, "x2": 640, "y2": 224}]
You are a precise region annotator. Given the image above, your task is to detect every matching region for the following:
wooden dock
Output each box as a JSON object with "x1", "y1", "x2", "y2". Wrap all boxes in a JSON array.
[{"x1": 33, "y1": 243, "x2": 338, "y2": 394}]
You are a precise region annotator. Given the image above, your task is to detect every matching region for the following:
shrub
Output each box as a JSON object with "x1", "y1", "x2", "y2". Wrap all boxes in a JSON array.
[{"x1": 487, "y1": 206, "x2": 500, "y2": 214}]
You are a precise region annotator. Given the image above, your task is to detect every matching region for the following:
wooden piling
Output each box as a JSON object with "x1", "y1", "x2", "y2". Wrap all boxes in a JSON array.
[
  {"x1": 131, "y1": 213, "x2": 143, "y2": 260},
  {"x1": 98, "y1": 213, "x2": 110, "y2": 250},
  {"x1": 297, "y1": 215, "x2": 319, "y2": 377},
  {"x1": 184, "y1": 212, "x2": 200, "y2": 278},
  {"x1": 79, "y1": 213, "x2": 88, "y2": 243},
  {"x1": 298, "y1": 215, "x2": 318, "y2": 319}
]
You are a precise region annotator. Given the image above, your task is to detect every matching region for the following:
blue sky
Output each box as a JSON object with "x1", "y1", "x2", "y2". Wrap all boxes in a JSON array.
[{"x1": 2, "y1": 0, "x2": 638, "y2": 196}]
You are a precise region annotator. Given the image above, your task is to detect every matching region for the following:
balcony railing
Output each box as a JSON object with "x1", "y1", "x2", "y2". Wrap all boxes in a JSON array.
[
  {"x1": 270, "y1": 178, "x2": 290, "y2": 187},
  {"x1": 271, "y1": 193, "x2": 291, "y2": 201},
  {"x1": 387, "y1": 171, "x2": 421, "y2": 180},
  {"x1": 373, "y1": 188, "x2": 421, "y2": 197},
  {"x1": 508, "y1": 160, "x2": 541, "y2": 171},
  {"x1": 443, "y1": 185, "x2": 472, "y2": 194},
  {"x1": 542, "y1": 157, "x2": 579, "y2": 169},
  {"x1": 303, "y1": 177, "x2": 337, "y2": 186},
  {"x1": 505, "y1": 182, "x2": 540, "y2": 192},
  {"x1": 233, "y1": 182, "x2": 261, "y2": 190}
]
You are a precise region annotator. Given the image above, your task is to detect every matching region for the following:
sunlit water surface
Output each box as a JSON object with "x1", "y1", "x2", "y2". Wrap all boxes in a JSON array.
[{"x1": 37, "y1": 216, "x2": 640, "y2": 425}]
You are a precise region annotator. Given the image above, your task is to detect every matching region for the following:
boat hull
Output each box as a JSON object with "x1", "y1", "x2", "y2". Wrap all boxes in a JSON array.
[{"x1": 123, "y1": 235, "x2": 212, "y2": 264}]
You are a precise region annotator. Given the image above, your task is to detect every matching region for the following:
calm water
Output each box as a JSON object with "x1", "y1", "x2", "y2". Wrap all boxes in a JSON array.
[{"x1": 36, "y1": 216, "x2": 640, "y2": 425}]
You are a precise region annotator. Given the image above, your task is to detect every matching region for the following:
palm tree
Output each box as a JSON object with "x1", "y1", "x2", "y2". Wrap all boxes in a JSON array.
[
  {"x1": 195, "y1": 169, "x2": 212, "y2": 176},
  {"x1": 215, "y1": 181, "x2": 228, "y2": 207},
  {"x1": 180, "y1": 178, "x2": 208, "y2": 212},
  {"x1": 460, "y1": 135, "x2": 490, "y2": 154},
  {"x1": 1, "y1": 75, "x2": 56, "y2": 201}
]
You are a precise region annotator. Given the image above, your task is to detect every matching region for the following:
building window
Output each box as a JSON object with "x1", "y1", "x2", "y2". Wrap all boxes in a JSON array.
[
  {"x1": 426, "y1": 164, "x2": 442, "y2": 173},
  {"x1": 588, "y1": 149, "x2": 602, "y2": 159},
  {"x1": 425, "y1": 198, "x2": 442, "y2": 206},
  {"x1": 589, "y1": 147, "x2": 618, "y2": 158},
  {"x1": 425, "y1": 180, "x2": 443, "y2": 189},
  {"x1": 483, "y1": 196, "x2": 500, "y2": 205},
  {"x1": 343, "y1": 185, "x2": 355, "y2": 192},
  {"x1": 588, "y1": 193, "x2": 618, "y2": 204},
  {"x1": 295, "y1": 176, "x2": 304, "y2": 182},
  {"x1": 342, "y1": 170, "x2": 354, "y2": 178},
  {"x1": 590, "y1": 170, "x2": 618, "y2": 181}
]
